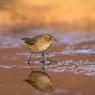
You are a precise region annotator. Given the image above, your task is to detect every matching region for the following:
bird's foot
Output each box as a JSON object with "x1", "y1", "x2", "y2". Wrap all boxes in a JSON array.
[{"x1": 46, "y1": 58, "x2": 58, "y2": 65}]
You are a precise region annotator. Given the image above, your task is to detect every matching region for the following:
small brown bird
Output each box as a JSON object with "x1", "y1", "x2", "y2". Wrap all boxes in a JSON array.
[{"x1": 21, "y1": 34, "x2": 56, "y2": 70}]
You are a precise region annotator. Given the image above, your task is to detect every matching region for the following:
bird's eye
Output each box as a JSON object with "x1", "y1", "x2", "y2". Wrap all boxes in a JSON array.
[{"x1": 48, "y1": 37, "x2": 52, "y2": 40}]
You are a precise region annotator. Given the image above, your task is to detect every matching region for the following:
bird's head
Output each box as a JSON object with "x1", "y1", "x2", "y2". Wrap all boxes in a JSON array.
[{"x1": 44, "y1": 34, "x2": 57, "y2": 42}]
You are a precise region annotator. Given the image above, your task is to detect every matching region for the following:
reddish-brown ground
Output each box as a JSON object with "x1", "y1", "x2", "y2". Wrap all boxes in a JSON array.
[{"x1": 0, "y1": 45, "x2": 95, "y2": 95}]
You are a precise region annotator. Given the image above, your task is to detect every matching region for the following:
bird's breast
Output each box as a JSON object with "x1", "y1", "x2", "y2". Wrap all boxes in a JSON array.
[
  {"x1": 37, "y1": 42, "x2": 51, "y2": 51},
  {"x1": 29, "y1": 42, "x2": 51, "y2": 53}
]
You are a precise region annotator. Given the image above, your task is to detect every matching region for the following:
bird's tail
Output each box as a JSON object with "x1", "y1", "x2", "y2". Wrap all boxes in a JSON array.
[
  {"x1": 21, "y1": 38, "x2": 29, "y2": 41},
  {"x1": 21, "y1": 38, "x2": 31, "y2": 44}
]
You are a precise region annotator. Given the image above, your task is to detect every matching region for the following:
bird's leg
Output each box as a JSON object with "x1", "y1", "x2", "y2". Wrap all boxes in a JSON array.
[
  {"x1": 28, "y1": 54, "x2": 32, "y2": 66},
  {"x1": 41, "y1": 52, "x2": 46, "y2": 71},
  {"x1": 27, "y1": 53, "x2": 33, "y2": 71}
]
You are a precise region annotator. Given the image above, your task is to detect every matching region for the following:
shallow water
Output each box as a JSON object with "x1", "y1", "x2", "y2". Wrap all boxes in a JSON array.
[
  {"x1": 0, "y1": 29, "x2": 95, "y2": 95},
  {"x1": 0, "y1": 47, "x2": 95, "y2": 76},
  {"x1": 0, "y1": 30, "x2": 95, "y2": 77}
]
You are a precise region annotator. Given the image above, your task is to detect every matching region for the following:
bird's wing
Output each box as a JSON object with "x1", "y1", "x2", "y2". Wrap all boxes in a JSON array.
[
  {"x1": 29, "y1": 38, "x2": 37, "y2": 45},
  {"x1": 21, "y1": 35, "x2": 44, "y2": 45},
  {"x1": 29, "y1": 35, "x2": 43, "y2": 45},
  {"x1": 21, "y1": 38, "x2": 35, "y2": 45}
]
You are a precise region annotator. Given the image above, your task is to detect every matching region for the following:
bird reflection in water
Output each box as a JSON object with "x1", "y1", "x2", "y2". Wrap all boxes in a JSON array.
[{"x1": 25, "y1": 70, "x2": 55, "y2": 92}]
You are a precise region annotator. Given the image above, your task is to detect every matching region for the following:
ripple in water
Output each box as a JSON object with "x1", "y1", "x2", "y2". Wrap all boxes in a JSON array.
[
  {"x1": 61, "y1": 50, "x2": 95, "y2": 54},
  {"x1": 0, "y1": 59, "x2": 95, "y2": 76},
  {"x1": 15, "y1": 49, "x2": 95, "y2": 59}
]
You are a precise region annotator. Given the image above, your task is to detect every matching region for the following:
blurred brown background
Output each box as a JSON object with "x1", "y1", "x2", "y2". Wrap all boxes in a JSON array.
[{"x1": 0, "y1": 0, "x2": 95, "y2": 34}]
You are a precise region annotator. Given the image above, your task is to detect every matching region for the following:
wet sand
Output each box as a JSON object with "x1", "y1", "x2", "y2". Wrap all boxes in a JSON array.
[
  {"x1": 0, "y1": 45, "x2": 95, "y2": 95},
  {"x1": 0, "y1": 68, "x2": 95, "y2": 95}
]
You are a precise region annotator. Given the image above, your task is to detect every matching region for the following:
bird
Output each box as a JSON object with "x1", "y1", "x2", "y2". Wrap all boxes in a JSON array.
[
  {"x1": 25, "y1": 71, "x2": 55, "y2": 92},
  {"x1": 21, "y1": 34, "x2": 56, "y2": 70}
]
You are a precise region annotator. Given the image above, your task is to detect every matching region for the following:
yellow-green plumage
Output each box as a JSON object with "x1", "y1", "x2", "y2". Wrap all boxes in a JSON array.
[{"x1": 21, "y1": 34, "x2": 55, "y2": 53}]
